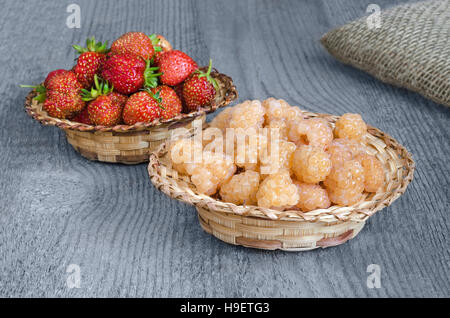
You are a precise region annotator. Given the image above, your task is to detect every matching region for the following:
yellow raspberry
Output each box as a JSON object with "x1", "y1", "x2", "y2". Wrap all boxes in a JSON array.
[
  {"x1": 232, "y1": 130, "x2": 267, "y2": 169},
  {"x1": 229, "y1": 100, "x2": 265, "y2": 129},
  {"x1": 327, "y1": 139, "x2": 353, "y2": 167},
  {"x1": 332, "y1": 138, "x2": 365, "y2": 157},
  {"x1": 324, "y1": 159, "x2": 365, "y2": 205},
  {"x1": 260, "y1": 139, "x2": 296, "y2": 175},
  {"x1": 220, "y1": 170, "x2": 260, "y2": 205},
  {"x1": 186, "y1": 151, "x2": 236, "y2": 196},
  {"x1": 293, "y1": 181, "x2": 331, "y2": 212},
  {"x1": 266, "y1": 119, "x2": 288, "y2": 140},
  {"x1": 169, "y1": 138, "x2": 203, "y2": 174},
  {"x1": 292, "y1": 145, "x2": 332, "y2": 184},
  {"x1": 191, "y1": 168, "x2": 219, "y2": 196},
  {"x1": 324, "y1": 159, "x2": 365, "y2": 190},
  {"x1": 334, "y1": 113, "x2": 367, "y2": 141},
  {"x1": 283, "y1": 105, "x2": 303, "y2": 122},
  {"x1": 356, "y1": 153, "x2": 385, "y2": 192},
  {"x1": 263, "y1": 98, "x2": 286, "y2": 123},
  {"x1": 209, "y1": 107, "x2": 233, "y2": 132},
  {"x1": 202, "y1": 126, "x2": 226, "y2": 153},
  {"x1": 288, "y1": 118, "x2": 333, "y2": 148},
  {"x1": 256, "y1": 171, "x2": 299, "y2": 209},
  {"x1": 327, "y1": 185, "x2": 364, "y2": 206},
  {"x1": 262, "y1": 98, "x2": 303, "y2": 124}
]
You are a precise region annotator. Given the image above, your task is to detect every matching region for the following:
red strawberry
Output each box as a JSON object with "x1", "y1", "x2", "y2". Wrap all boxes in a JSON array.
[
  {"x1": 72, "y1": 107, "x2": 92, "y2": 125},
  {"x1": 44, "y1": 93, "x2": 84, "y2": 119},
  {"x1": 73, "y1": 37, "x2": 108, "y2": 88},
  {"x1": 87, "y1": 95, "x2": 121, "y2": 126},
  {"x1": 81, "y1": 75, "x2": 126, "y2": 126},
  {"x1": 156, "y1": 35, "x2": 172, "y2": 52},
  {"x1": 111, "y1": 32, "x2": 155, "y2": 61},
  {"x1": 182, "y1": 60, "x2": 218, "y2": 111},
  {"x1": 109, "y1": 92, "x2": 128, "y2": 109},
  {"x1": 173, "y1": 83, "x2": 185, "y2": 107},
  {"x1": 45, "y1": 69, "x2": 70, "y2": 87},
  {"x1": 101, "y1": 53, "x2": 161, "y2": 94},
  {"x1": 157, "y1": 50, "x2": 198, "y2": 86},
  {"x1": 150, "y1": 85, "x2": 182, "y2": 120},
  {"x1": 149, "y1": 34, "x2": 172, "y2": 65},
  {"x1": 20, "y1": 69, "x2": 69, "y2": 102},
  {"x1": 122, "y1": 90, "x2": 162, "y2": 125},
  {"x1": 45, "y1": 71, "x2": 80, "y2": 92},
  {"x1": 43, "y1": 71, "x2": 85, "y2": 119}
]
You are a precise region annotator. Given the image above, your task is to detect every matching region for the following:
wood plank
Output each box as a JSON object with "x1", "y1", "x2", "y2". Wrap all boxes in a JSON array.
[{"x1": 0, "y1": 0, "x2": 448, "y2": 298}]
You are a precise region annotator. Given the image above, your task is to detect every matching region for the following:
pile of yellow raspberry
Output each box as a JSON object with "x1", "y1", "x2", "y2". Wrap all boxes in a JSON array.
[{"x1": 169, "y1": 99, "x2": 385, "y2": 211}]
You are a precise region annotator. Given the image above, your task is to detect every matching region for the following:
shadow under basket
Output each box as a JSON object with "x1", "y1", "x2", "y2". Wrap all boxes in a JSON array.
[
  {"x1": 148, "y1": 110, "x2": 415, "y2": 251},
  {"x1": 24, "y1": 69, "x2": 237, "y2": 164}
]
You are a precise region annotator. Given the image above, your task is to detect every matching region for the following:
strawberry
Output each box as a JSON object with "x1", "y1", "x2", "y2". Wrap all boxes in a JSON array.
[
  {"x1": 87, "y1": 95, "x2": 120, "y2": 126},
  {"x1": 111, "y1": 32, "x2": 155, "y2": 61},
  {"x1": 150, "y1": 85, "x2": 182, "y2": 120},
  {"x1": 72, "y1": 107, "x2": 92, "y2": 125},
  {"x1": 149, "y1": 34, "x2": 172, "y2": 65},
  {"x1": 45, "y1": 70, "x2": 80, "y2": 92},
  {"x1": 81, "y1": 75, "x2": 126, "y2": 126},
  {"x1": 43, "y1": 94, "x2": 84, "y2": 119},
  {"x1": 182, "y1": 60, "x2": 218, "y2": 111},
  {"x1": 20, "y1": 69, "x2": 69, "y2": 102},
  {"x1": 45, "y1": 69, "x2": 70, "y2": 87},
  {"x1": 101, "y1": 53, "x2": 161, "y2": 94},
  {"x1": 156, "y1": 35, "x2": 172, "y2": 52},
  {"x1": 122, "y1": 90, "x2": 162, "y2": 125},
  {"x1": 109, "y1": 92, "x2": 128, "y2": 109},
  {"x1": 173, "y1": 83, "x2": 186, "y2": 108},
  {"x1": 43, "y1": 71, "x2": 85, "y2": 119},
  {"x1": 157, "y1": 50, "x2": 198, "y2": 86},
  {"x1": 73, "y1": 37, "x2": 108, "y2": 88}
]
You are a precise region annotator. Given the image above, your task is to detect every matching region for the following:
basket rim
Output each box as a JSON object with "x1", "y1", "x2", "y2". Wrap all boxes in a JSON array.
[
  {"x1": 24, "y1": 68, "x2": 237, "y2": 133},
  {"x1": 148, "y1": 108, "x2": 415, "y2": 223}
]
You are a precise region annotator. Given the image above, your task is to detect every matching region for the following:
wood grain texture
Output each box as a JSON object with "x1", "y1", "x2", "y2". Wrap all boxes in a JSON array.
[{"x1": 0, "y1": 0, "x2": 448, "y2": 297}]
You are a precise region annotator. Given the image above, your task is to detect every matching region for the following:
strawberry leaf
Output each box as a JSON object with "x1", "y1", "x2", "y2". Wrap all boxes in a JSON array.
[
  {"x1": 73, "y1": 36, "x2": 110, "y2": 55},
  {"x1": 20, "y1": 84, "x2": 47, "y2": 102},
  {"x1": 143, "y1": 60, "x2": 162, "y2": 88},
  {"x1": 81, "y1": 75, "x2": 113, "y2": 101},
  {"x1": 195, "y1": 59, "x2": 219, "y2": 92}
]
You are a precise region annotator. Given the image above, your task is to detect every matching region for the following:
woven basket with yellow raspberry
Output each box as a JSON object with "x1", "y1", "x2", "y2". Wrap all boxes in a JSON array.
[{"x1": 148, "y1": 104, "x2": 414, "y2": 251}]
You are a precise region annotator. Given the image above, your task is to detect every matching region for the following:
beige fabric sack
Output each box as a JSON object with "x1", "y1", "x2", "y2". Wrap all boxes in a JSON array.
[{"x1": 321, "y1": 0, "x2": 450, "y2": 107}]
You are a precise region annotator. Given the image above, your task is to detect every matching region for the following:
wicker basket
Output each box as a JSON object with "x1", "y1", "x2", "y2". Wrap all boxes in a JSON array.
[
  {"x1": 148, "y1": 110, "x2": 415, "y2": 251},
  {"x1": 24, "y1": 69, "x2": 237, "y2": 164}
]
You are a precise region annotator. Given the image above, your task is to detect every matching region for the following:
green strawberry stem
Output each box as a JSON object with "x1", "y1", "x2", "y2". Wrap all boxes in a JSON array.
[
  {"x1": 81, "y1": 75, "x2": 113, "y2": 101},
  {"x1": 197, "y1": 59, "x2": 219, "y2": 92},
  {"x1": 148, "y1": 34, "x2": 162, "y2": 65},
  {"x1": 20, "y1": 84, "x2": 46, "y2": 102},
  {"x1": 148, "y1": 34, "x2": 162, "y2": 52},
  {"x1": 143, "y1": 59, "x2": 162, "y2": 88},
  {"x1": 73, "y1": 36, "x2": 109, "y2": 54},
  {"x1": 143, "y1": 87, "x2": 165, "y2": 110}
]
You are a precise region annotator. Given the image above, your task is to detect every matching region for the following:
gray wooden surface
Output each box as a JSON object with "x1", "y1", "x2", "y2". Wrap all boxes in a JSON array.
[{"x1": 0, "y1": 0, "x2": 448, "y2": 298}]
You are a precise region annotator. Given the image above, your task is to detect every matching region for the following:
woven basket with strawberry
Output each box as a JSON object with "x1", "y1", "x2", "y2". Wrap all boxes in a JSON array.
[{"x1": 22, "y1": 32, "x2": 237, "y2": 164}]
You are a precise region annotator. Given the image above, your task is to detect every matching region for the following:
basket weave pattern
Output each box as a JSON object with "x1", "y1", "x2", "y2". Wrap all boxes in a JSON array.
[
  {"x1": 321, "y1": 0, "x2": 450, "y2": 107},
  {"x1": 64, "y1": 116, "x2": 204, "y2": 164},
  {"x1": 148, "y1": 110, "x2": 415, "y2": 251},
  {"x1": 25, "y1": 70, "x2": 237, "y2": 164}
]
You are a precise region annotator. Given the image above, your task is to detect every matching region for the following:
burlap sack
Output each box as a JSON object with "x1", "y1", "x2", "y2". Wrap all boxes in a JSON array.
[{"x1": 321, "y1": 0, "x2": 450, "y2": 107}]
